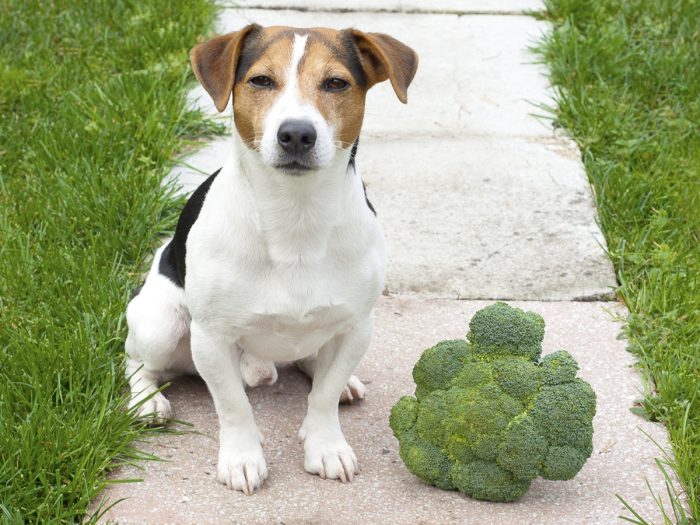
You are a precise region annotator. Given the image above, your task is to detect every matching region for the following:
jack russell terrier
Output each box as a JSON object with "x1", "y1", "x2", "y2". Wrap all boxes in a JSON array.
[{"x1": 124, "y1": 24, "x2": 418, "y2": 494}]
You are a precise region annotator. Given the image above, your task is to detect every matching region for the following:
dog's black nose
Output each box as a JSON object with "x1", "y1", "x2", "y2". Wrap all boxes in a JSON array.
[{"x1": 277, "y1": 119, "x2": 317, "y2": 156}]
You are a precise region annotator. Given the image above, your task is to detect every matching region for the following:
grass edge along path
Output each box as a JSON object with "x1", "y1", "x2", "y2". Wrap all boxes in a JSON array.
[
  {"x1": 0, "y1": 1, "x2": 218, "y2": 522},
  {"x1": 536, "y1": 0, "x2": 700, "y2": 522}
]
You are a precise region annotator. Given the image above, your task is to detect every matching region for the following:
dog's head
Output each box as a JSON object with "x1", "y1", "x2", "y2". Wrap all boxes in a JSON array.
[{"x1": 190, "y1": 25, "x2": 418, "y2": 174}]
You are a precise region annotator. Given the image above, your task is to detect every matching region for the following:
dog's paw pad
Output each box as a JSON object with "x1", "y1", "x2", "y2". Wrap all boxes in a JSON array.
[
  {"x1": 217, "y1": 445, "x2": 268, "y2": 495},
  {"x1": 132, "y1": 392, "x2": 172, "y2": 425},
  {"x1": 304, "y1": 439, "x2": 358, "y2": 482},
  {"x1": 339, "y1": 375, "x2": 366, "y2": 404}
]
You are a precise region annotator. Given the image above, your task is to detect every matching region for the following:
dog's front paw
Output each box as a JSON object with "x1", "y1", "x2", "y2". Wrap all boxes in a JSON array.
[
  {"x1": 217, "y1": 439, "x2": 268, "y2": 495},
  {"x1": 300, "y1": 429, "x2": 359, "y2": 482},
  {"x1": 130, "y1": 392, "x2": 172, "y2": 425}
]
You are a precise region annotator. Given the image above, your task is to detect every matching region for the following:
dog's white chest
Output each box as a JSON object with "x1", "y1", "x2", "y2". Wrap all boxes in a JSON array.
[
  {"x1": 240, "y1": 301, "x2": 354, "y2": 361},
  {"x1": 200, "y1": 258, "x2": 373, "y2": 361},
  {"x1": 185, "y1": 165, "x2": 385, "y2": 362}
]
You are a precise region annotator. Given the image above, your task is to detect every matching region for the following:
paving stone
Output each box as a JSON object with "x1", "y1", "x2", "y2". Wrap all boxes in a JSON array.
[
  {"x1": 360, "y1": 136, "x2": 615, "y2": 299},
  {"x1": 96, "y1": 297, "x2": 672, "y2": 525},
  {"x1": 228, "y1": 0, "x2": 544, "y2": 15}
]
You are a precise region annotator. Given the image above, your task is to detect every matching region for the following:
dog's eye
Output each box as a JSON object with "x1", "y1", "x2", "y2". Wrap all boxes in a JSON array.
[
  {"x1": 324, "y1": 78, "x2": 349, "y2": 92},
  {"x1": 249, "y1": 75, "x2": 274, "y2": 88}
]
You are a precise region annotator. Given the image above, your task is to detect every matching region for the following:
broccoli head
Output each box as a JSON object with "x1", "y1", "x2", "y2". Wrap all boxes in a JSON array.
[{"x1": 389, "y1": 302, "x2": 596, "y2": 502}]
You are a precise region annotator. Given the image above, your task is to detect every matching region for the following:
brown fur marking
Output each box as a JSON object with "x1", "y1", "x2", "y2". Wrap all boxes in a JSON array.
[
  {"x1": 190, "y1": 25, "x2": 260, "y2": 112},
  {"x1": 233, "y1": 29, "x2": 294, "y2": 148}
]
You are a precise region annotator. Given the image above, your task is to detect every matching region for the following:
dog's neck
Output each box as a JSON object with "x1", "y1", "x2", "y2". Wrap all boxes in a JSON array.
[{"x1": 231, "y1": 133, "x2": 357, "y2": 264}]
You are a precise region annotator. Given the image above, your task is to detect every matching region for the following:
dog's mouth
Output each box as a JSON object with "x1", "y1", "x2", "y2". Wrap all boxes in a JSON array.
[{"x1": 274, "y1": 160, "x2": 316, "y2": 175}]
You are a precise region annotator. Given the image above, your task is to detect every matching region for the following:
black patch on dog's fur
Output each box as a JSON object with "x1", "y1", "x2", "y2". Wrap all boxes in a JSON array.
[
  {"x1": 339, "y1": 30, "x2": 369, "y2": 88},
  {"x1": 348, "y1": 139, "x2": 376, "y2": 216},
  {"x1": 234, "y1": 26, "x2": 265, "y2": 83},
  {"x1": 159, "y1": 169, "x2": 220, "y2": 287},
  {"x1": 363, "y1": 182, "x2": 376, "y2": 216},
  {"x1": 158, "y1": 242, "x2": 180, "y2": 285},
  {"x1": 349, "y1": 138, "x2": 359, "y2": 170}
]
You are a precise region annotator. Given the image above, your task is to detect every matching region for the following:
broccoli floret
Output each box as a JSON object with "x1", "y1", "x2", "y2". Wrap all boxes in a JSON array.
[
  {"x1": 467, "y1": 302, "x2": 545, "y2": 361},
  {"x1": 444, "y1": 384, "x2": 523, "y2": 462},
  {"x1": 541, "y1": 350, "x2": 579, "y2": 385},
  {"x1": 415, "y1": 390, "x2": 451, "y2": 447},
  {"x1": 389, "y1": 396, "x2": 418, "y2": 435},
  {"x1": 542, "y1": 445, "x2": 590, "y2": 481},
  {"x1": 493, "y1": 358, "x2": 542, "y2": 400},
  {"x1": 396, "y1": 429, "x2": 453, "y2": 490},
  {"x1": 529, "y1": 379, "x2": 596, "y2": 452},
  {"x1": 496, "y1": 415, "x2": 547, "y2": 481},
  {"x1": 389, "y1": 302, "x2": 596, "y2": 502},
  {"x1": 450, "y1": 461, "x2": 531, "y2": 502},
  {"x1": 412, "y1": 339, "x2": 470, "y2": 398},
  {"x1": 449, "y1": 359, "x2": 494, "y2": 389}
]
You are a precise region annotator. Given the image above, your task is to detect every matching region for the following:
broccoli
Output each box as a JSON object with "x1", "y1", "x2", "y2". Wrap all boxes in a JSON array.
[{"x1": 389, "y1": 302, "x2": 596, "y2": 502}]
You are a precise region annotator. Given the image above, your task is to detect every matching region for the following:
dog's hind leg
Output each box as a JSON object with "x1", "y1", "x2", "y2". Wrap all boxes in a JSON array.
[
  {"x1": 124, "y1": 271, "x2": 191, "y2": 424},
  {"x1": 125, "y1": 357, "x2": 173, "y2": 424},
  {"x1": 296, "y1": 354, "x2": 366, "y2": 404},
  {"x1": 240, "y1": 351, "x2": 278, "y2": 387}
]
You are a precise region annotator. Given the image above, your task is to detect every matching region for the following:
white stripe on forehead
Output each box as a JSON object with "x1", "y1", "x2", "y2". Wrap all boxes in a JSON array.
[{"x1": 287, "y1": 34, "x2": 308, "y2": 87}]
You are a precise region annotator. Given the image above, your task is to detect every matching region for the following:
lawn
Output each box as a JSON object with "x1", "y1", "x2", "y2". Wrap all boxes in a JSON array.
[
  {"x1": 539, "y1": 0, "x2": 700, "y2": 521},
  {"x1": 0, "y1": 0, "x2": 217, "y2": 522}
]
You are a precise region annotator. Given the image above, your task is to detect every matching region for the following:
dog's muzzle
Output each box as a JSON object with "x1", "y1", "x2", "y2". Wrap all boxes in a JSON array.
[{"x1": 275, "y1": 119, "x2": 317, "y2": 172}]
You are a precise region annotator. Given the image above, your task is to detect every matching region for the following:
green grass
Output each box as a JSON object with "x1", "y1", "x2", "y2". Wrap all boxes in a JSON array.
[
  {"x1": 537, "y1": 0, "x2": 700, "y2": 521},
  {"x1": 0, "y1": 0, "x2": 217, "y2": 521}
]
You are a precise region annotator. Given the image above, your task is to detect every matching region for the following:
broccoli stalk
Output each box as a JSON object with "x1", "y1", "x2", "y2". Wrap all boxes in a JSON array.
[{"x1": 390, "y1": 302, "x2": 596, "y2": 502}]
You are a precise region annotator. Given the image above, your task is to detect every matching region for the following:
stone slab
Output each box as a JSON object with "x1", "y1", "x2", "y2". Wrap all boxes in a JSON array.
[
  {"x1": 96, "y1": 297, "x2": 671, "y2": 525},
  {"x1": 228, "y1": 0, "x2": 544, "y2": 15},
  {"x1": 164, "y1": 134, "x2": 616, "y2": 300},
  {"x1": 361, "y1": 136, "x2": 615, "y2": 300},
  {"x1": 192, "y1": 10, "x2": 555, "y2": 139}
]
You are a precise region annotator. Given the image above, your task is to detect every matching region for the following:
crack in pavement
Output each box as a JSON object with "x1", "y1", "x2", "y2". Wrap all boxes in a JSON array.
[{"x1": 223, "y1": 4, "x2": 544, "y2": 16}]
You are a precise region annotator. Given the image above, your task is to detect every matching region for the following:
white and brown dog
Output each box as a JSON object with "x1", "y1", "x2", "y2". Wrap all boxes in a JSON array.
[{"x1": 124, "y1": 24, "x2": 417, "y2": 494}]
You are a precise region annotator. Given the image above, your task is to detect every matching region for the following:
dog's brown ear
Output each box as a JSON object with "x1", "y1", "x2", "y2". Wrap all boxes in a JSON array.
[
  {"x1": 351, "y1": 30, "x2": 418, "y2": 104},
  {"x1": 190, "y1": 25, "x2": 260, "y2": 112}
]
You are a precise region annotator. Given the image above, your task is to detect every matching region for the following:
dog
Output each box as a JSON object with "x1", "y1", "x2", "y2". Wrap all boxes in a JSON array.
[{"x1": 124, "y1": 24, "x2": 418, "y2": 494}]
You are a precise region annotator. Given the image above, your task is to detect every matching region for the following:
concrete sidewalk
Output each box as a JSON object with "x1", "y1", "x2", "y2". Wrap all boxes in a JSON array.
[{"x1": 98, "y1": 2, "x2": 675, "y2": 523}]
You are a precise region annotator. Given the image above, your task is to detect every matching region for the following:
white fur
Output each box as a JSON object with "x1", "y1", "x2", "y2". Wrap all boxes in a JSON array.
[{"x1": 125, "y1": 32, "x2": 385, "y2": 494}]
